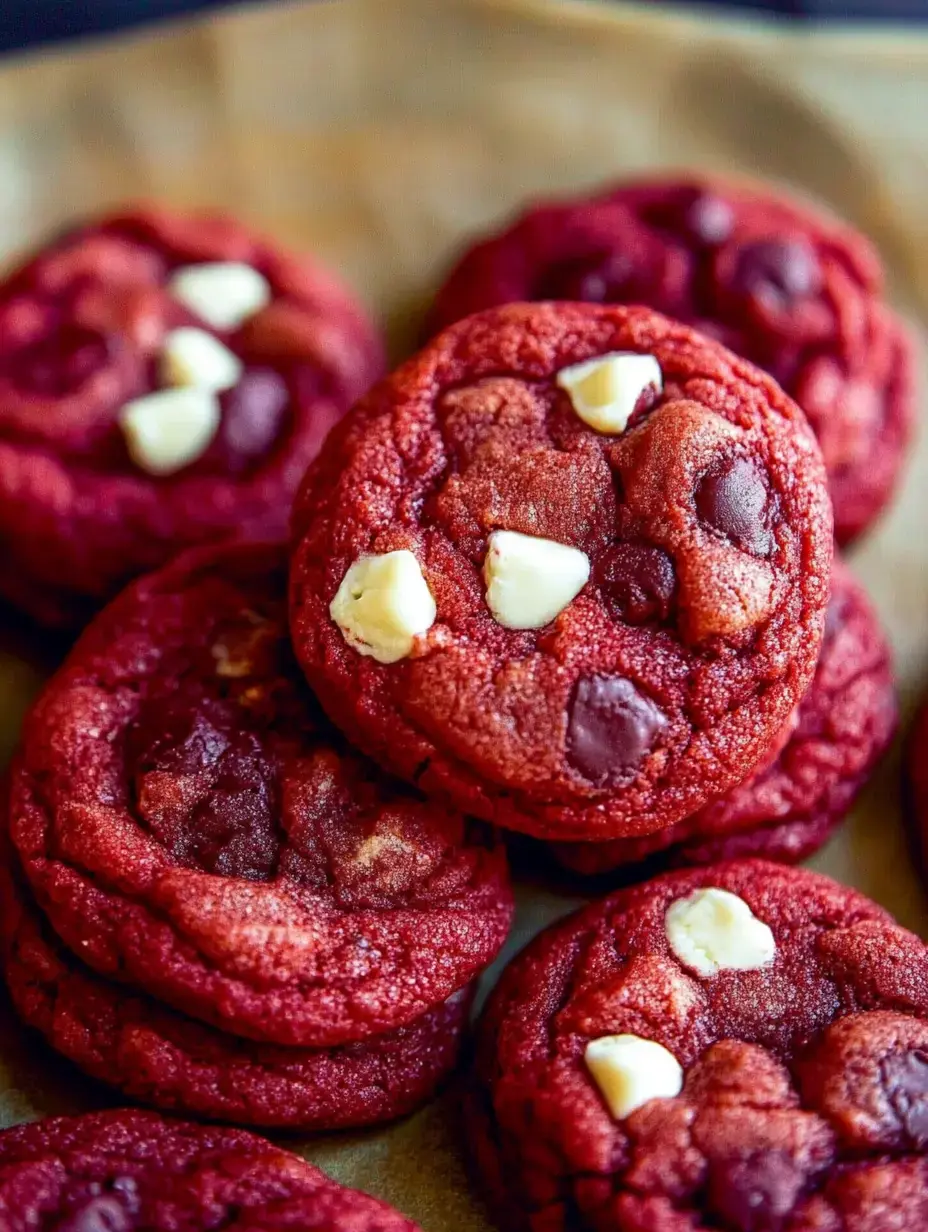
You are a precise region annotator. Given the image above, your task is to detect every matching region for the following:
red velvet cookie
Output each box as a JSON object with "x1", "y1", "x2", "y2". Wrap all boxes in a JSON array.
[
  {"x1": 551, "y1": 558, "x2": 896, "y2": 875},
  {"x1": 290, "y1": 303, "x2": 833, "y2": 842},
  {"x1": 0, "y1": 206, "x2": 384, "y2": 627},
  {"x1": 8, "y1": 542, "x2": 512, "y2": 1047},
  {"x1": 470, "y1": 860, "x2": 928, "y2": 1232},
  {"x1": 0, "y1": 850, "x2": 472, "y2": 1131},
  {"x1": 428, "y1": 175, "x2": 915, "y2": 545},
  {"x1": 0, "y1": 1108, "x2": 422, "y2": 1230}
]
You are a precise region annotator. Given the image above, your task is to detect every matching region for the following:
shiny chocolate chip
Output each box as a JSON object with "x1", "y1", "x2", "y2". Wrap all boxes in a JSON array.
[
  {"x1": 681, "y1": 191, "x2": 735, "y2": 247},
  {"x1": 566, "y1": 674, "x2": 667, "y2": 786},
  {"x1": 597, "y1": 542, "x2": 676, "y2": 624},
  {"x1": 732, "y1": 238, "x2": 821, "y2": 307},
  {"x1": 696, "y1": 455, "x2": 773, "y2": 556},
  {"x1": 539, "y1": 251, "x2": 633, "y2": 303},
  {"x1": 219, "y1": 367, "x2": 290, "y2": 466},
  {"x1": 882, "y1": 1049, "x2": 928, "y2": 1148}
]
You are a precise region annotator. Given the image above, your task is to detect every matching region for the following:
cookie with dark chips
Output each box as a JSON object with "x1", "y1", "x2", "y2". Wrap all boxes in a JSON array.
[
  {"x1": 0, "y1": 1108, "x2": 424, "y2": 1229},
  {"x1": 470, "y1": 860, "x2": 928, "y2": 1232},
  {"x1": 428, "y1": 175, "x2": 915, "y2": 545},
  {"x1": 551, "y1": 559, "x2": 896, "y2": 875},
  {"x1": 0, "y1": 206, "x2": 384, "y2": 626},
  {"x1": 290, "y1": 302, "x2": 833, "y2": 841},
  {"x1": 7, "y1": 543, "x2": 512, "y2": 1047}
]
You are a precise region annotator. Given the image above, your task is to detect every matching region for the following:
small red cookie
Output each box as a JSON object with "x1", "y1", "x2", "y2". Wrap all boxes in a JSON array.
[
  {"x1": 428, "y1": 175, "x2": 915, "y2": 546},
  {"x1": 471, "y1": 860, "x2": 928, "y2": 1232},
  {"x1": 290, "y1": 302, "x2": 833, "y2": 842},
  {"x1": 551, "y1": 558, "x2": 896, "y2": 874},
  {"x1": 0, "y1": 206, "x2": 384, "y2": 627},
  {"x1": 0, "y1": 1108, "x2": 423, "y2": 1229},
  {"x1": 8, "y1": 543, "x2": 512, "y2": 1047},
  {"x1": 0, "y1": 851, "x2": 472, "y2": 1131}
]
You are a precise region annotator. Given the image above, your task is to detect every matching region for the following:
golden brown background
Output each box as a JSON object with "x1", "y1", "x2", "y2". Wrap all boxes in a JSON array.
[{"x1": 0, "y1": 2, "x2": 925, "y2": 1229}]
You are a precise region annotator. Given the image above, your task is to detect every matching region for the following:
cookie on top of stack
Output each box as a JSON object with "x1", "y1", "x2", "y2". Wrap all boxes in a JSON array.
[{"x1": 1, "y1": 541, "x2": 513, "y2": 1130}]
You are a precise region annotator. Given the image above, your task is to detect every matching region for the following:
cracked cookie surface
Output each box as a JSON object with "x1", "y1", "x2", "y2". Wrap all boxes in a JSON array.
[
  {"x1": 7, "y1": 542, "x2": 512, "y2": 1047},
  {"x1": 428, "y1": 175, "x2": 915, "y2": 545},
  {"x1": 551, "y1": 559, "x2": 896, "y2": 874},
  {"x1": 0, "y1": 844, "x2": 472, "y2": 1131},
  {"x1": 0, "y1": 207, "x2": 383, "y2": 626},
  {"x1": 0, "y1": 1109, "x2": 423, "y2": 1230},
  {"x1": 290, "y1": 303, "x2": 832, "y2": 841},
  {"x1": 470, "y1": 860, "x2": 928, "y2": 1232}
]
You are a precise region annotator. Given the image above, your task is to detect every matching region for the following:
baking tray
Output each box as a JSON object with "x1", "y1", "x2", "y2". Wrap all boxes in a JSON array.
[{"x1": 0, "y1": 2, "x2": 925, "y2": 1228}]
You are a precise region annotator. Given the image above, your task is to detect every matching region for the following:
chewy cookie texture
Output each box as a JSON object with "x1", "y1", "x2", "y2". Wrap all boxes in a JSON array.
[
  {"x1": 290, "y1": 301, "x2": 833, "y2": 842},
  {"x1": 0, "y1": 206, "x2": 384, "y2": 627},
  {"x1": 0, "y1": 1109, "x2": 425, "y2": 1230},
  {"x1": 550, "y1": 557, "x2": 896, "y2": 875},
  {"x1": 428, "y1": 174, "x2": 915, "y2": 546},
  {"x1": 1, "y1": 541, "x2": 511, "y2": 1129},
  {"x1": 470, "y1": 861, "x2": 928, "y2": 1232}
]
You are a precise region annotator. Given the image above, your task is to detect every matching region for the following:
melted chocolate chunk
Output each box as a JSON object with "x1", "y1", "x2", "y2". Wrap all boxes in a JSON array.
[
  {"x1": 707, "y1": 1152, "x2": 807, "y2": 1232},
  {"x1": 597, "y1": 542, "x2": 676, "y2": 624},
  {"x1": 566, "y1": 674, "x2": 667, "y2": 786},
  {"x1": 219, "y1": 367, "x2": 290, "y2": 468},
  {"x1": 696, "y1": 455, "x2": 773, "y2": 556},
  {"x1": 882, "y1": 1050, "x2": 928, "y2": 1148},
  {"x1": 539, "y1": 251, "x2": 633, "y2": 303},
  {"x1": 57, "y1": 1196, "x2": 131, "y2": 1232},
  {"x1": 732, "y1": 238, "x2": 821, "y2": 307}
]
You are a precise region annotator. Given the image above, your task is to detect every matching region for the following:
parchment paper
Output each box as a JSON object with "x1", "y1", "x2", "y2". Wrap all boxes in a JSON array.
[{"x1": 0, "y1": 2, "x2": 926, "y2": 1227}]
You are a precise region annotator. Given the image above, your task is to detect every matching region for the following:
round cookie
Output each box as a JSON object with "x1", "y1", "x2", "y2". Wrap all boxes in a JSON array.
[
  {"x1": 290, "y1": 302, "x2": 833, "y2": 842},
  {"x1": 0, "y1": 206, "x2": 384, "y2": 627},
  {"x1": 551, "y1": 558, "x2": 896, "y2": 875},
  {"x1": 470, "y1": 860, "x2": 928, "y2": 1232},
  {"x1": 8, "y1": 542, "x2": 512, "y2": 1047},
  {"x1": 0, "y1": 1108, "x2": 422, "y2": 1230},
  {"x1": 0, "y1": 850, "x2": 472, "y2": 1131},
  {"x1": 428, "y1": 175, "x2": 915, "y2": 545}
]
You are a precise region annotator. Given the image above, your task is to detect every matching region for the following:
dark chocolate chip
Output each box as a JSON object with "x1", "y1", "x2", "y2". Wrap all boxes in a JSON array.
[
  {"x1": 696, "y1": 455, "x2": 773, "y2": 556},
  {"x1": 682, "y1": 192, "x2": 735, "y2": 247},
  {"x1": 539, "y1": 252, "x2": 633, "y2": 303},
  {"x1": 56, "y1": 1197, "x2": 131, "y2": 1232},
  {"x1": 882, "y1": 1049, "x2": 928, "y2": 1148},
  {"x1": 707, "y1": 1151, "x2": 806, "y2": 1232},
  {"x1": 566, "y1": 674, "x2": 667, "y2": 786},
  {"x1": 597, "y1": 542, "x2": 676, "y2": 625},
  {"x1": 219, "y1": 367, "x2": 290, "y2": 467},
  {"x1": 732, "y1": 238, "x2": 821, "y2": 307}
]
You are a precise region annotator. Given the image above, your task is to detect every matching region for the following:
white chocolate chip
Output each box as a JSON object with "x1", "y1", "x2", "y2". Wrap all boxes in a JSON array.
[
  {"x1": 330, "y1": 550, "x2": 436, "y2": 664},
  {"x1": 557, "y1": 352, "x2": 662, "y2": 434},
  {"x1": 585, "y1": 1034, "x2": 684, "y2": 1120},
  {"x1": 484, "y1": 530, "x2": 590, "y2": 630},
  {"x1": 168, "y1": 262, "x2": 272, "y2": 331},
  {"x1": 160, "y1": 327, "x2": 243, "y2": 392},
  {"x1": 119, "y1": 387, "x2": 220, "y2": 476},
  {"x1": 665, "y1": 887, "x2": 776, "y2": 977}
]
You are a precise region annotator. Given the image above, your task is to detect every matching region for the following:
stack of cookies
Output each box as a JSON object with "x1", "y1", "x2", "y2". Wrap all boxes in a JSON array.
[
  {"x1": 1, "y1": 177, "x2": 927, "y2": 1229},
  {"x1": 0, "y1": 209, "x2": 514, "y2": 1133}
]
